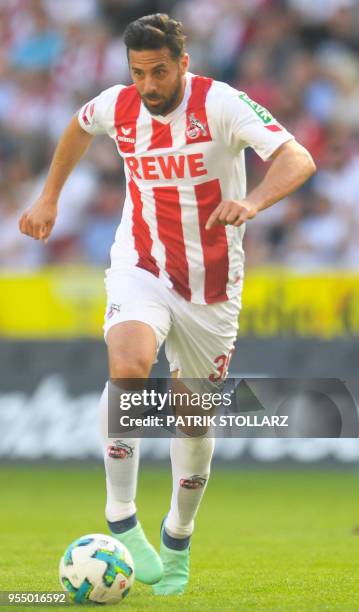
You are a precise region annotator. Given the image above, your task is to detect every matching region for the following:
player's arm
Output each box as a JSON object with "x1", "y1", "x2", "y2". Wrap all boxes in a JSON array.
[
  {"x1": 206, "y1": 139, "x2": 316, "y2": 229},
  {"x1": 19, "y1": 115, "x2": 94, "y2": 241},
  {"x1": 206, "y1": 90, "x2": 316, "y2": 230}
]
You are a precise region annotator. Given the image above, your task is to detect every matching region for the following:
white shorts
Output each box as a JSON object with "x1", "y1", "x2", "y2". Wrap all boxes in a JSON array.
[{"x1": 104, "y1": 266, "x2": 242, "y2": 380}]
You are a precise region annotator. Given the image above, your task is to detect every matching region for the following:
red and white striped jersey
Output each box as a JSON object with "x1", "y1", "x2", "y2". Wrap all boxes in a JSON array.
[{"x1": 78, "y1": 73, "x2": 293, "y2": 304}]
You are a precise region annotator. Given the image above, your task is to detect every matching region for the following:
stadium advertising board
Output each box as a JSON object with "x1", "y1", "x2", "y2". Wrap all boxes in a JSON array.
[{"x1": 1, "y1": 268, "x2": 359, "y2": 338}]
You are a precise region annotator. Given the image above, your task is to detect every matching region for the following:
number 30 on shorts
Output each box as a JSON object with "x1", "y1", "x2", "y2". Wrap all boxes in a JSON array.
[{"x1": 209, "y1": 348, "x2": 235, "y2": 382}]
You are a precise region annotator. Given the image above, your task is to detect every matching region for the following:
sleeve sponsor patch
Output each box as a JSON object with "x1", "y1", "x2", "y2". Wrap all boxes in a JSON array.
[{"x1": 238, "y1": 92, "x2": 274, "y2": 125}]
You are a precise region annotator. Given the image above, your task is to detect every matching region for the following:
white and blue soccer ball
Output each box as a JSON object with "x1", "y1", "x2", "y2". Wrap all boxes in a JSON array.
[{"x1": 59, "y1": 534, "x2": 134, "y2": 605}]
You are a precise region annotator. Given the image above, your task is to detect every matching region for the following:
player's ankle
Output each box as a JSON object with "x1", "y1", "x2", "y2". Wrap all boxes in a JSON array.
[
  {"x1": 163, "y1": 527, "x2": 191, "y2": 550},
  {"x1": 108, "y1": 513, "x2": 137, "y2": 534}
]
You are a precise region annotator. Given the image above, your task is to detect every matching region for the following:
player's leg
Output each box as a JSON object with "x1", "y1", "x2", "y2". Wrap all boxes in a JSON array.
[
  {"x1": 99, "y1": 267, "x2": 171, "y2": 585},
  {"x1": 165, "y1": 370, "x2": 215, "y2": 542},
  {"x1": 101, "y1": 321, "x2": 157, "y2": 532},
  {"x1": 102, "y1": 319, "x2": 156, "y2": 526},
  {"x1": 154, "y1": 295, "x2": 240, "y2": 595},
  {"x1": 154, "y1": 432, "x2": 215, "y2": 595},
  {"x1": 103, "y1": 320, "x2": 156, "y2": 525}
]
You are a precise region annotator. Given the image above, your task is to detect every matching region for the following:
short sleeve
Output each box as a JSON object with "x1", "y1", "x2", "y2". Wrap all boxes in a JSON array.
[
  {"x1": 78, "y1": 85, "x2": 124, "y2": 136},
  {"x1": 220, "y1": 89, "x2": 294, "y2": 161}
]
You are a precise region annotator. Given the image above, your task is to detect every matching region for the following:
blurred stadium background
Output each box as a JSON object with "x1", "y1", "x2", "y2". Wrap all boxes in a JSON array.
[{"x1": 1, "y1": 0, "x2": 359, "y2": 465}]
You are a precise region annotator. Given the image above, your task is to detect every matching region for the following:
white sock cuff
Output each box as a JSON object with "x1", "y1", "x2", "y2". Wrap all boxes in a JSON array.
[{"x1": 106, "y1": 500, "x2": 136, "y2": 523}]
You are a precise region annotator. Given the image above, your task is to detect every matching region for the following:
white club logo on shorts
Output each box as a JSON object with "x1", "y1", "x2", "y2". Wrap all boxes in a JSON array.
[{"x1": 106, "y1": 303, "x2": 121, "y2": 319}]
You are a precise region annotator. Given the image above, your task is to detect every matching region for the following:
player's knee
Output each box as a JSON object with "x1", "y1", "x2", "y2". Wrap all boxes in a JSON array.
[{"x1": 110, "y1": 354, "x2": 152, "y2": 379}]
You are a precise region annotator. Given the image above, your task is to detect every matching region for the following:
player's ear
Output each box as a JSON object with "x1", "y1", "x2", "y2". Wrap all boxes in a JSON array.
[{"x1": 180, "y1": 53, "x2": 189, "y2": 74}]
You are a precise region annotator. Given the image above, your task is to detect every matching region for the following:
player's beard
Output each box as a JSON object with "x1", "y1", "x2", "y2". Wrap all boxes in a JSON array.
[{"x1": 142, "y1": 76, "x2": 183, "y2": 116}]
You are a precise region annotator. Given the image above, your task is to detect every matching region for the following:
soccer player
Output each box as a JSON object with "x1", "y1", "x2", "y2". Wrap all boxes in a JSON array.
[{"x1": 19, "y1": 14, "x2": 316, "y2": 595}]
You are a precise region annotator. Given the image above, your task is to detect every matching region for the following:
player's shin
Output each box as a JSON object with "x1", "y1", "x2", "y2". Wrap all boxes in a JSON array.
[
  {"x1": 98, "y1": 382, "x2": 140, "y2": 524},
  {"x1": 98, "y1": 381, "x2": 163, "y2": 585},
  {"x1": 153, "y1": 435, "x2": 215, "y2": 595},
  {"x1": 166, "y1": 436, "x2": 215, "y2": 539}
]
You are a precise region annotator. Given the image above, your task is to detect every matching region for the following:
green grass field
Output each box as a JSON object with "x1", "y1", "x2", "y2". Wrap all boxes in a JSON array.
[{"x1": 1, "y1": 465, "x2": 359, "y2": 611}]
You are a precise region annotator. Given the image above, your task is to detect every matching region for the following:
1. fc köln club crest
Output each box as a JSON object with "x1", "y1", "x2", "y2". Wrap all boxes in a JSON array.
[{"x1": 186, "y1": 113, "x2": 208, "y2": 139}]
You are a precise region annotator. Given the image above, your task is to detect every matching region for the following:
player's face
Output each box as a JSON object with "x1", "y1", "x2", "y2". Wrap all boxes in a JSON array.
[{"x1": 129, "y1": 48, "x2": 189, "y2": 116}]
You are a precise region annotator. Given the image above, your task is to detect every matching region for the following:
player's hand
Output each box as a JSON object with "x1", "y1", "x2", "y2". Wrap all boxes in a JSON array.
[
  {"x1": 19, "y1": 196, "x2": 58, "y2": 243},
  {"x1": 205, "y1": 199, "x2": 257, "y2": 230}
]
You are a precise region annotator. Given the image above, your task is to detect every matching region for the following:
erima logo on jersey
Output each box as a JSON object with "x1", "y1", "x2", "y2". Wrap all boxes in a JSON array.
[
  {"x1": 117, "y1": 126, "x2": 135, "y2": 143},
  {"x1": 118, "y1": 135, "x2": 136, "y2": 144}
]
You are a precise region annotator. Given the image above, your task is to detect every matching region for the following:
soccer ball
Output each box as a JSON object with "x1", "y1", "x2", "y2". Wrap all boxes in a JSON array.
[{"x1": 59, "y1": 533, "x2": 134, "y2": 605}]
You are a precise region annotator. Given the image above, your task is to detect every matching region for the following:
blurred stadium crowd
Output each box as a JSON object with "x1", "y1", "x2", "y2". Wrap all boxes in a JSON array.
[{"x1": 1, "y1": 0, "x2": 359, "y2": 270}]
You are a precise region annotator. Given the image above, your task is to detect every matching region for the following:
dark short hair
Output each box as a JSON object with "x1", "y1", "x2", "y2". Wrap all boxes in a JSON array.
[{"x1": 124, "y1": 13, "x2": 186, "y2": 59}]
